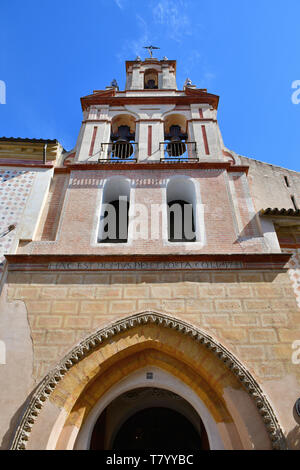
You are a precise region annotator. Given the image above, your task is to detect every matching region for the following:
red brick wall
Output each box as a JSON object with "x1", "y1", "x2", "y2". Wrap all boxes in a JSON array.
[
  {"x1": 23, "y1": 169, "x2": 263, "y2": 255},
  {"x1": 36, "y1": 174, "x2": 69, "y2": 241}
]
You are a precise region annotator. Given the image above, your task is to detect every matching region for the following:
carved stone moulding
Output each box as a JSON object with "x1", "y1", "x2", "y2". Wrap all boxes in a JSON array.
[{"x1": 10, "y1": 311, "x2": 287, "y2": 450}]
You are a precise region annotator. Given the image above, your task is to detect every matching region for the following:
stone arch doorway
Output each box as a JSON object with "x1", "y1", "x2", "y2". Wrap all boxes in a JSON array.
[
  {"x1": 11, "y1": 312, "x2": 287, "y2": 450},
  {"x1": 90, "y1": 387, "x2": 210, "y2": 450}
]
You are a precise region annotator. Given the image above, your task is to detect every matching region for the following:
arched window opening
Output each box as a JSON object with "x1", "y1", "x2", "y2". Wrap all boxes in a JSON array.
[
  {"x1": 98, "y1": 178, "x2": 130, "y2": 243},
  {"x1": 107, "y1": 115, "x2": 137, "y2": 161},
  {"x1": 165, "y1": 125, "x2": 188, "y2": 157},
  {"x1": 144, "y1": 69, "x2": 158, "y2": 89},
  {"x1": 168, "y1": 200, "x2": 196, "y2": 242},
  {"x1": 162, "y1": 114, "x2": 197, "y2": 161},
  {"x1": 167, "y1": 178, "x2": 197, "y2": 243}
]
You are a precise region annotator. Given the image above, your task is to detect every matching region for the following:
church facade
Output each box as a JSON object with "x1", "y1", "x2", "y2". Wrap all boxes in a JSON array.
[{"x1": 0, "y1": 56, "x2": 300, "y2": 450}]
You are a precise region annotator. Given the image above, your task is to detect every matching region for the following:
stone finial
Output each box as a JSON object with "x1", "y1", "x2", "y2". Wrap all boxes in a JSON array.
[
  {"x1": 162, "y1": 56, "x2": 168, "y2": 61},
  {"x1": 135, "y1": 56, "x2": 142, "y2": 61},
  {"x1": 184, "y1": 77, "x2": 193, "y2": 87}
]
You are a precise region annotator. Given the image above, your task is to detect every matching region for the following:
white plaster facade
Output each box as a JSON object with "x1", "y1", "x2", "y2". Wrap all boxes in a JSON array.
[{"x1": 75, "y1": 59, "x2": 225, "y2": 163}]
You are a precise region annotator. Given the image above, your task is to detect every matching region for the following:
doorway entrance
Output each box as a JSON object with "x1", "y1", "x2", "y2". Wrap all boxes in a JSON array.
[
  {"x1": 90, "y1": 387, "x2": 209, "y2": 450},
  {"x1": 113, "y1": 407, "x2": 202, "y2": 450}
]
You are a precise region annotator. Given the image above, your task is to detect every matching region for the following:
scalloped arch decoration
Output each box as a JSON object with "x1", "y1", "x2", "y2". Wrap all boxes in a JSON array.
[{"x1": 11, "y1": 311, "x2": 287, "y2": 450}]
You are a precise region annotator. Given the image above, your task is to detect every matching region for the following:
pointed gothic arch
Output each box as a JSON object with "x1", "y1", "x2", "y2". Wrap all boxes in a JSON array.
[{"x1": 11, "y1": 311, "x2": 287, "y2": 450}]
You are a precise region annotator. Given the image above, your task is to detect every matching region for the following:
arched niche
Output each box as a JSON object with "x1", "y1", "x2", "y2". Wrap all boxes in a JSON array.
[
  {"x1": 144, "y1": 69, "x2": 159, "y2": 89},
  {"x1": 164, "y1": 113, "x2": 188, "y2": 136},
  {"x1": 167, "y1": 176, "x2": 197, "y2": 242},
  {"x1": 162, "y1": 113, "x2": 191, "y2": 159},
  {"x1": 98, "y1": 176, "x2": 131, "y2": 243},
  {"x1": 111, "y1": 114, "x2": 136, "y2": 135},
  {"x1": 109, "y1": 114, "x2": 137, "y2": 160}
]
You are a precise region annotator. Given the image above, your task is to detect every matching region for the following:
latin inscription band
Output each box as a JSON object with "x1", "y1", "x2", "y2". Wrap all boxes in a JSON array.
[{"x1": 47, "y1": 261, "x2": 244, "y2": 271}]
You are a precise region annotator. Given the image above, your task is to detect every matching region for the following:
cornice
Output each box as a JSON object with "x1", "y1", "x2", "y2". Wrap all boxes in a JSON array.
[
  {"x1": 187, "y1": 118, "x2": 218, "y2": 123},
  {"x1": 80, "y1": 93, "x2": 219, "y2": 111},
  {"x1": 116, "y1": 89, "x2": 178, "y2": 94},
  {"x1": 57, "y1": 162, "x2": 249, "y2": 173},
  {"x1": 0, "y1": 161, "x2": 54, "y2": 169},
  {"x1": 54, "y1": 167, "x2": 70, "y2": 174},
  {"x1": 5, "y1": 253, "x2": 291, "y2": 271},
  {"x1": 279, "y1": 243, "x2": 300, "y2": 249},
  {"x1": 125, "y1": 59, "x2": 177, "y2": 72}
]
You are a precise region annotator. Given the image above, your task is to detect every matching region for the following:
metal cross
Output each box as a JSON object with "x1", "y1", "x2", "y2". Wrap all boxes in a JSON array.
[{"x1": 143, "y1": 45, "x2": 160, "y2": 58}]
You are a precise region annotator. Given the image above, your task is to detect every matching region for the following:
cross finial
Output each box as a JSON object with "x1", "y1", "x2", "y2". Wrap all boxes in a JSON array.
[{"x1": 143, "y1": 45, "x2": 160, "y2": 58}]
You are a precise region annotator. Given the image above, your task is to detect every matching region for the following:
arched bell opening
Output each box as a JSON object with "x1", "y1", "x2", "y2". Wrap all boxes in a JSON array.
[
  {"x1": 110, "y1": 114, "x2": 136, "y2": 160},
  {"x1": 144, "y1": 69, "x2": 159, "y2": 89},
  {"x1": 167, "y1": 177, "x2": 197, "y2": 243},
  {"x1": 163, "y1": 114, "x2": 188, "y2": 159},
  {"x1": 90, "y1": 387, "x2": 210, "y2": 450},
  {"x1": 98, "y1": 177, "x2": 130, "y2": 243}
]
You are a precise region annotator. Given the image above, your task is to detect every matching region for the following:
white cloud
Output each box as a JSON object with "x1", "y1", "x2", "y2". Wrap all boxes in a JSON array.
[
  {"x1": 114, "y1": 0, "x2": 124, "y2": 10},
  {"x1": 152, "y1": 0, "x2": 192, "y2": 43},
  {"x1": 116, "y1": 14, "x2": 152, "y2": 62},
  {"x1": 177, "y1": 50, "x2": 216, "y2": 90}
]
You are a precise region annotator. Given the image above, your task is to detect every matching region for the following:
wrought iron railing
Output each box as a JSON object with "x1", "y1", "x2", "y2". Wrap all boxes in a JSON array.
[
  {"x1": 160, "y1": 141, "x2": 198, "y2": 162},
  {"x1": 98, "y1": 142, "x2": 138, "y2": 163}
]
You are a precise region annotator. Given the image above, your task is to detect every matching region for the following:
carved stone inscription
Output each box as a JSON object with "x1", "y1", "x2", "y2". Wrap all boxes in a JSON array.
[{"x1": 48, "y1": 261, "x2": 244, "y2": 271}]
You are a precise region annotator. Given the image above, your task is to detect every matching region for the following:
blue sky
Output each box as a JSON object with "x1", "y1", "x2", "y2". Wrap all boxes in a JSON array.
[{"x1": 0, "y1": 0, "x2": 299, "y2": 171}]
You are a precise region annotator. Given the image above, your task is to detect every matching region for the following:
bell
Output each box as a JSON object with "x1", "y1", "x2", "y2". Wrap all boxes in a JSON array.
[
  {"x1": 166, "y1": 139, "x2": 186, "y2": 157},
  {"x1": 111, "y1": 125, "x2": 135, "y2": 159},
  {"x1": 112, "y1": 140, "x2": 134, "y2": 159},
  {"x1": 165, "y1": 125, "x2": 187, "y2": 157},
  {"x1": 145, "y1": 79, "x2": 158, "y2": 89}
]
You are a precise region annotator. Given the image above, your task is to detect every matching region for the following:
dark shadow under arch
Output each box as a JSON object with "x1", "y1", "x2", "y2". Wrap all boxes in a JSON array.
[
  {"x1": 90, "y1": 386, "x2": 210, "y2": 450},
  {"x1": 113, "y1": 407, "x2": 203, "y2": 450}
]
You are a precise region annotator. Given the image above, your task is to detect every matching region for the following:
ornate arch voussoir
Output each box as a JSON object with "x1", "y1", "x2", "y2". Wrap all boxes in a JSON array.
[{"x1": 10, "y1": 311, "x2": 287, "y2": 450}]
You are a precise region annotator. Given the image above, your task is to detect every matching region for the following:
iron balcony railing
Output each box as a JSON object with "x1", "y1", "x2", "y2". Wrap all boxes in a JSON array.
[
  {"x1": 160, "y1": 141, "x2": 198, "y2": 162},
  {"x1": 98, "y1": 142, "x2": 138, "y2": 163}
]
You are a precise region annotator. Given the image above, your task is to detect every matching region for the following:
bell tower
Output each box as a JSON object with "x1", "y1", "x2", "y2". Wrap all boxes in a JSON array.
[
  {"x1": 125, "y1": 56, "x2": 177, "y2": 90},
  {"x1": 68, "y1": 51, "x2": 275, "y2": 251},
  {"x1": 75, "y1": 53, "x2": 226, "y2": 163}
]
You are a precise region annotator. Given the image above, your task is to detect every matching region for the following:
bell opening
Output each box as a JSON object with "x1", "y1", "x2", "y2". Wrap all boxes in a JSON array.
[
  {"x1": 111, "y1": 124, "x2": 135, "y2": 159},
  {"x1": 165, "y1": 125, "x2": 187, "y2": 157},
  {"x1": 144, "y1": 69, "x2": 159, "y2": 89},
  {"x1": 112, "y1": 141, "x2": 134, "y2": 159}
]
